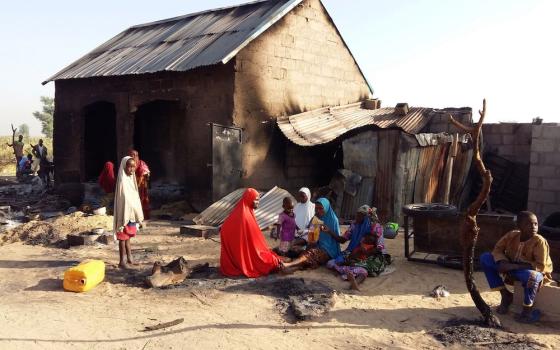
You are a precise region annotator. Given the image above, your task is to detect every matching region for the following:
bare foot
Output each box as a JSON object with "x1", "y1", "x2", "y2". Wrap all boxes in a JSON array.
[
  {"x1": 347, "y1": 274, "x2": 360, "y2": 291},
  {"x1": 127, "y1": 260, "x2": 139, "y2": 266},
  {"x1": 118, "y1": 262, "x2": 128, "y2": 269}
]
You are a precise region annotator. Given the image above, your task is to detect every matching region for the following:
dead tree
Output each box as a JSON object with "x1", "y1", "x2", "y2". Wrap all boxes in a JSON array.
[{"x1": 449, "y1": 99, "x2": 501, "y2": 328}]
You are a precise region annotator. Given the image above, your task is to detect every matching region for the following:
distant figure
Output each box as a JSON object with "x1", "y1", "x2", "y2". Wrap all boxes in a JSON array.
[
  {"x1": 98, "y1": 161, "x2": 116, "y2": 194},
  {"x1": 220, "y1": 188, "x2": 281, "y2": 278},
  {"x1": 31, "y1": 139, "x2": 50, "y2": 186},
  {"x1": 17, "y1": 153, "x2": 33, "y2": 178},
  {"x1": 113, "y1": 156, "x2": 144, "y2": 269},
  {"x1": 480, "y1": 211, "x2": 554, "y2": 323},
  {"x1": 128, "y1": 149, "x2": 151, "y2": 219},
  {"x1": 7, "y1": 134, "x2": 24, "y2": 168}
]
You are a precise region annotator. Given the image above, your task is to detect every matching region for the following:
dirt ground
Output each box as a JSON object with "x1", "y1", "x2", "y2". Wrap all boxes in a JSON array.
[{"x1": 0, "y1": 219, "x2": 558, "y2": 350}]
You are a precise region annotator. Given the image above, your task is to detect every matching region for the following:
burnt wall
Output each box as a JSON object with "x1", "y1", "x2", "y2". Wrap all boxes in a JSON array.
[
  {"x1": 53, "y1": 63, "x2": 235, "y2": 199},
  {"x1": 233, "y1": 0, "x2": 371, "y2": 190}
]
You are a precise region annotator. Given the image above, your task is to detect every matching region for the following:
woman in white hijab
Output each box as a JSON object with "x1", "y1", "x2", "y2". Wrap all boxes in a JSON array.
[
  {"x1": 113, "y1": 156, "x2": 144, "y2": 268},
  {"x1": 294, "y1": 187, "x2": 315, "y2": 242}
]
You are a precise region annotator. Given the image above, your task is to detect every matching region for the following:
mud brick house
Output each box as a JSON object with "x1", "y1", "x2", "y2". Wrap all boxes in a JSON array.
[{"x1": 44, "y1": 0, "x2": 373, "y2": 202}]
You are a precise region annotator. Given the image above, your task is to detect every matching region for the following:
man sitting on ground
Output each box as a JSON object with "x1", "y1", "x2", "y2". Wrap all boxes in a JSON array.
[{"x1": 480, "y1": 211, "x2": 553, "y2": 323}]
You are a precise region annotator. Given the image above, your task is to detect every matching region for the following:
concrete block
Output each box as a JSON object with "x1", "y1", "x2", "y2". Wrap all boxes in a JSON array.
[
  {"x1": 497, "y1": 145, "x2": 515, "y2": 156},
  {"x1": 532, "y1": 139, "x2": 555, "y2": 153},
  {"x1": 543, "y1": 153, "x2": 560, "y2": 165},
  {"x1": 531, "y1": 151, "x2": 540, "y2": 165},
  {"x1": 528, "y1": 190, "x2": 556, "y2": 204},
  {"x1": 532, "y1": 125, "x2": 544, "y2": 138},
  {"x1": 542, "y1": 203, "x2": 560, "y2": 217},
  {"x1": 529, "y1": 177, "x2": 541, "y2": 190},
  {"x1": 542, "y1": 179, "x2": 560, "y2": 190},
  {"x1": 502, "y1": 134, "x2": 517, "y2": 145},
  {"x1": 180, "y1": 225, "x2": 219, "y2": 239},
  {"x1": 531, "y1": 165, "x2": 556, "y2": 178},
  {"x1": 542, "y1": 126, "x2": 560, "y2": 139}
]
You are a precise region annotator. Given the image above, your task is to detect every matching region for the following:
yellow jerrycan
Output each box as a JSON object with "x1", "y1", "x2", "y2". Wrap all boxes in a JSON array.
[{"x1": 63, "y1": 260, "x2": 105, "y2": 292}]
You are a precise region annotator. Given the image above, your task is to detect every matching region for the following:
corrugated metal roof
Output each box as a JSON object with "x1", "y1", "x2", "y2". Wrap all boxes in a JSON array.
[
  {"x1": 44, "y1": 0, "x2": 303, "y2": 83},
  {"x1": 278, "y1": 102, "x2": 431, "y2": 146},
  {"x1": 193, "y1": 186, "x2": 295, "y2": 229}
]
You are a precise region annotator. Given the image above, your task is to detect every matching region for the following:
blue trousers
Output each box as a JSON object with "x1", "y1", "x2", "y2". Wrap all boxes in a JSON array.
[{"x1": 479, "y1": 252, "x2": 543, "y2": 307}]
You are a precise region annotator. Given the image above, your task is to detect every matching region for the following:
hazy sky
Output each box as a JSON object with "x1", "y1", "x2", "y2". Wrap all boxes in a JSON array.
[{"x1": 0, "y1": 0, "x2": 558, "y2": 135}]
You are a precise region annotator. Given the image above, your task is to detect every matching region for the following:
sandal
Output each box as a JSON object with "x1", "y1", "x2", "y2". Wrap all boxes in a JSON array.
[{"x1": 516, "y1": 309, "x2": 541, "y2": 324}]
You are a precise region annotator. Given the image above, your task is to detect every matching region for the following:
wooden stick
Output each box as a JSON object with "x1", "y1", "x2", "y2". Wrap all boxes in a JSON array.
[
  {"x1": 449, "y1": 99, "x2": 501, "y2": 328},
  {"x1": 141, "y1": 318, "x2": 184, "y2": 332}
]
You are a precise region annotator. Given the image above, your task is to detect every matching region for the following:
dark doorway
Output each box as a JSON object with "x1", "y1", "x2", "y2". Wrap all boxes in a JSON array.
[
  {"x1": 84, "y1": 102, "x2": 117, "y2": 181},
  {"x1": 211, "y1": 124, "x2": 243, "y2": 201},
  {"x1": 134, "y1": 100, "x2": 184, "y2": 183}
]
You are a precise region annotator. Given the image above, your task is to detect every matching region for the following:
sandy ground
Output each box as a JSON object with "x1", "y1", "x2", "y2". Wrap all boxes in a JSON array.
[{"x1": 0, "y1": 219, "x2": 558, "y2": 350}]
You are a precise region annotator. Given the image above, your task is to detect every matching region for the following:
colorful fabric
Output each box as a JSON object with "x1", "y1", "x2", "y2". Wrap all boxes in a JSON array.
[
  {"x1": 480, "y1": 252, "x2": 544, "y2": 306},
  {"x1": 98, "y1": 161, "x2": 116, "y2": 194},
  {"x1": 316, "y1": 198, "x2": 341, "y2": 259},
  {"x1": 116, "y1": 222, "x2": 138, "y2": 241},
  {"x1": 136, "y1": 159, "x2": 151, "y2": 219},
  {"x1": 344, "y1": 221, "x2": 385, "y2": 254},
  {"x1": 299, "y1": 247, "x2": 331, "y2": 269},
  {"x1": 352, "y1": 253, "x2": 388, "y2": 277},
  {"x1": 294, "y1": 187, "x2": 315, "y2": 239},
  {"x1": 492, "y1": 230, "x2": 553, "y2": 285},
  {"x1": 220, "y1": 188, "x2": 280, "y2": 278},
  {"x1": 278, "y1": 212, "x2": 297, "y2": 242},
  {"x1": 113, "y1": 156, "x2": 144, "y2": 233},
  {"x1": 326, "y1": 259, "x2": 368, "y2": 281}
]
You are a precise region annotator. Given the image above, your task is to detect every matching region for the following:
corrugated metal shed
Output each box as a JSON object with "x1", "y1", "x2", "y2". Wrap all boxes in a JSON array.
[
  {"x1": 44, "y1": 0, "x2": 303, "y2": 83},
  {"x1": 193, "y1": 186, "x2": 295, "y2": 229},
  {"x1": 277, "y1": 102, "x2": 431, "y2": 146}
]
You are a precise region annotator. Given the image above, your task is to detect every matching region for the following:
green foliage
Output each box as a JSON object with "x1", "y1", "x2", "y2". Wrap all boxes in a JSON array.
[
  {"x1": 32, "y1": 96, "x2": 54, "y2": 138},
  {"x1": 18, "y1": 124, "x2": 30, "y2": 138}
]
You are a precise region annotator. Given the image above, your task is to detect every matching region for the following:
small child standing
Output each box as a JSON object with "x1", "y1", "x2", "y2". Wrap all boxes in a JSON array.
[{"x1": 274, "y1": 197, "x2": 298, "y2": 256}]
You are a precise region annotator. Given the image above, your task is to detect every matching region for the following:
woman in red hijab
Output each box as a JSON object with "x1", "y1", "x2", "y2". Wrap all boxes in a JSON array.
[
  {"x1": 98, "y1": 161, "x2": 116, "y2": 194},
  {"x1": 128, "y1": 149, "x2": 151, "y2": 219},
  {"x1": 220, "y1": 188, "x2": 281, "y2": 278}
]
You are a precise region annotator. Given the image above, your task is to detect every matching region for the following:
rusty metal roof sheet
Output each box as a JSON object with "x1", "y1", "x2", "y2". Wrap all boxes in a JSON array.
[
  {"x1": 44, "y1": 0, "x2": 304, "y2": 84},
  {"x1": 278, "y1": 102, "x2": 431, "y2": 146},
  {"x1": 193, "y1": 186, "x2": 294, "y2": 229}
]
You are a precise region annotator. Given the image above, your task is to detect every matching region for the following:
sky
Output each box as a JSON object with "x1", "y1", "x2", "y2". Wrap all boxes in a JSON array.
[{"x1": 0, "y1": 0, "x2": 558, "y2": 136}]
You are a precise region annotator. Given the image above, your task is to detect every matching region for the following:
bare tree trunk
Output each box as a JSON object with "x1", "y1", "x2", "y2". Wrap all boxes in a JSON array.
[{"x1": 449, "y1": 100, "x2": 501, "y2": 328}]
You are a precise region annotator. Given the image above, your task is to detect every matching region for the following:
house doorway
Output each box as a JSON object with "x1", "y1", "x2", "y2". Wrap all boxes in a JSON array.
[
  {"x1": 83, "y1": 101, "x2": 117, "y2": 181},
  {"x1": 133, "y1": 100, "x2": 184, "y2": 183}
]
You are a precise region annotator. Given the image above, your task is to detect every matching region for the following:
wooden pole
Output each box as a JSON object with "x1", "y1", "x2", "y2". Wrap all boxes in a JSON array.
[
  {"x1": 442, "y1": 133, "x2": 459, "y2": 204},
  {"x1": 449, "y1": 99, "x2": 501, "y2": 328}
]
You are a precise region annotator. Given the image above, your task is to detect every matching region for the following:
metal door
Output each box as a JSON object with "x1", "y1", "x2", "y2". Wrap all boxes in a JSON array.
[{"x1": 211, "y1": 124, "x2": 243, "y2": 201}]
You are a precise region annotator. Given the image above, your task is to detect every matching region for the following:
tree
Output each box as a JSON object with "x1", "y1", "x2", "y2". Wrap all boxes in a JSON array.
[
  {"x1": 32, "y1": 96, "x2": 54, "y2": 138},
  {"x1": 18, "y1": 124, "x2": 30, "y2": 138}
]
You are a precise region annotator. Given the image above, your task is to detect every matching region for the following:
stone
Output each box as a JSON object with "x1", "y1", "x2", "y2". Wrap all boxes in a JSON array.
[{"x1": 180, "y1": 225, "x2": 219, "y2": 239}]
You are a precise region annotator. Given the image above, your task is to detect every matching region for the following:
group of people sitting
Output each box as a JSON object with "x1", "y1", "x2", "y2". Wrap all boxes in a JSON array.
[
  {"x1": 9, "y1": 135, "x2": 52, "y2": 185},
  {"x1": 219, "y1": 187, "x2": 392, "y2": 290}
]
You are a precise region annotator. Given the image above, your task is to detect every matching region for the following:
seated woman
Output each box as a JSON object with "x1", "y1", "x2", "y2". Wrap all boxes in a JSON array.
[
  {"x1": 282, "y1": 198, "x2": 344, "y2": 272},
  {"x1": 327, "y1": 205, "x2": 389, "y2": 290},
  {"x1": 293, "y1": 187, "x2": 316, "y2": 247},
  {"x1": 479, "y1": 211, "x2": 553, "y2": 323},
  {"x1": 220, "y1": 188, "x2": 281, "y2": 278}
]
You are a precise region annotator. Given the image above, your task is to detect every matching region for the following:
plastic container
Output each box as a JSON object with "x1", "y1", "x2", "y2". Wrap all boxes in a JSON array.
[
  {"x1": 63, "y1": 260, "x2": 105, "y2": 292},
  {"x1": 384, "y1": 222, "x2": 399, "y2": 239},
  {"x1": 307, "y1": 217, "x2": 324, "y2": 243}
]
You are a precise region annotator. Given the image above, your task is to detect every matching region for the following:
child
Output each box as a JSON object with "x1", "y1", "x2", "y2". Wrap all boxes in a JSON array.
[
  {"x1": 479, "y1": 211, "x2": 553, "y2": 323},
  {"x1": 273, "y1": 197, "x2": 298, "y2": 256},
  {"x1": 113, "y1": 156, "x2": 144, "y2": 269},
  {"x1": 327, "y1": 205, "x2": 389, "y2": 290}
]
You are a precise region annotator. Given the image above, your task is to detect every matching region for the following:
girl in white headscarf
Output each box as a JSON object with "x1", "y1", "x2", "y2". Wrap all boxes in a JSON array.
[
  {"x1": 113, "y1": 156, "x2": 144, "y2": 268},
  {"x1": 294, "y1": 187, "x2": 315, "y2": 242}
]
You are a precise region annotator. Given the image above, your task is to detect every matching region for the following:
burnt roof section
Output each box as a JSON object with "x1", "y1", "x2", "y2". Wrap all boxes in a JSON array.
[
  {"x1": 44, "y1": 0, "x2": 303, "y2": 84},
  {"x1": 44, "y1": 0, "x2": 373, "y2": 93},
  {"x1": 278, "y1": 102, "x2": 473, "y2": 146}
]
